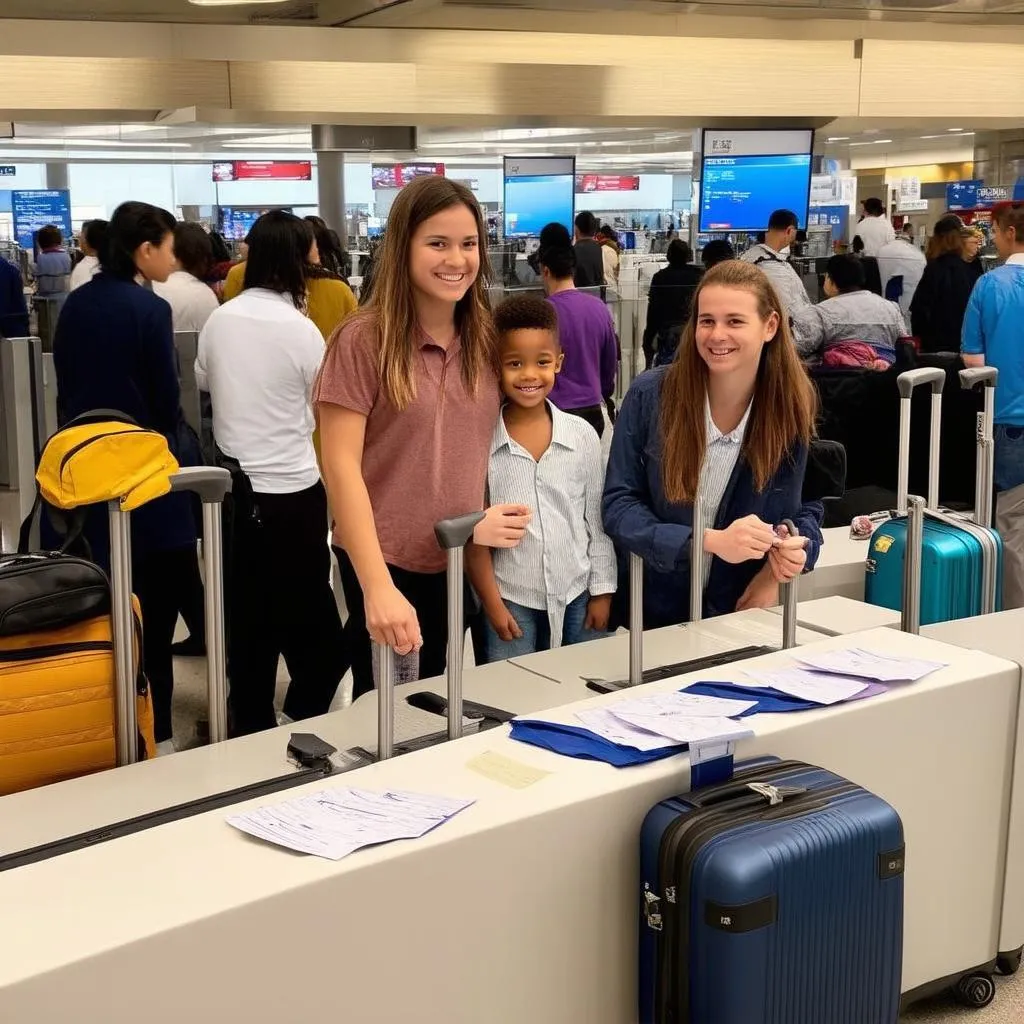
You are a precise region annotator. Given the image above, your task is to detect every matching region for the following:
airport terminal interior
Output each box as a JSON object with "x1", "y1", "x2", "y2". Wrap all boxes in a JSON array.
[{"x1": 5, "y1": 0, "x2": 1024, "y2": 1021}]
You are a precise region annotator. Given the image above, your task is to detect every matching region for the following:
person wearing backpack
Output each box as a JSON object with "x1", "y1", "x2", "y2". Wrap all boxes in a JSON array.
[{"x1": 53, "y1": 201, "x2": 201, "y2": 755}]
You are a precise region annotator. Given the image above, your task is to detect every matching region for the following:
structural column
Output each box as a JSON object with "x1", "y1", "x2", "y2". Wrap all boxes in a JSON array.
[
  {"x1": 316, "y1": 149, "x2": 346, "y2": 241},
  {"x1": 44, "y1": 162, "x2": 68, "y2": 190}
]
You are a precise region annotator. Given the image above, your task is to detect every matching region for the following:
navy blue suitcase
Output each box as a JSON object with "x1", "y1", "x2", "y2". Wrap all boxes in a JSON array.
[{"x1": 639, "y1": 758, "x2": 905, "y2": 1024}]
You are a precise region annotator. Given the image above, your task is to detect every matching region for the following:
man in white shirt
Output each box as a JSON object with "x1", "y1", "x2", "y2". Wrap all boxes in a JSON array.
[
  {"x1": 855, "y1": 197, "x2": 896, "y2": 257},
  {"x1": 877, "y1": 233, "x2": 927, "y2": 317},
  {"x1": 739, "y1": 209, "x2": 811, "y2": 318}
]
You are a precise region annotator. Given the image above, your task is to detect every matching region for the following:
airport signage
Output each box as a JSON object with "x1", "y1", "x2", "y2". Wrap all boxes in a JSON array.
[
  {"x1": 575, "y1": 174, "x2": 640, "y2": 193},
  {"x1": 947, "y1": 181, "x2": 1011, "y2": 210},
  {"x1": 12, "y1": 190, "x2": 72, "y2": 250},
  {"x1": 371, "y1": 163, "x2": 445, "y2": 189},
  {"x1": 0, "y1": 167, "x2": 15, "y2": 177},
  {"x1": 212, "y1": 161, "x2": 312, "y2": 182}
]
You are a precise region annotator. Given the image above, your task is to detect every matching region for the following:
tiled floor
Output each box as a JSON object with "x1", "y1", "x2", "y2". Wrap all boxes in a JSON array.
[{"x1": 900, "y1": 970, "x2": 1023, "y2": 1022}]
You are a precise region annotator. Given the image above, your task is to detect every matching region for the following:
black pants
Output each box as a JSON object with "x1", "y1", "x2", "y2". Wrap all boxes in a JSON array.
[
  {"x1": 229, "y1": 482, "x2": 348, "y2": 736},
  {"x1": 135, "y1": 546, "x2": 199, "y2": 743},
  {"x1": 565, "y1": 404, "x2": 605, "y2": 439},
  {"x1": 334, "y1": 547, "x2": 450, "y2": 700}
]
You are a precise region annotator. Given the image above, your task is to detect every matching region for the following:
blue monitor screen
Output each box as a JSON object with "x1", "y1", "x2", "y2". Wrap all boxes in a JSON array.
[
  {"x1": 947, "y1": 181, "x2": 982, "y2": 211},
  {"x1": 700, "y1": 154, "x2": 812, "y2": 232},
  {"x1": 12, "y1": 190, "x2": 73, "y2": 250},
  {"x1": 503, "y1": 174, "x2": 574, "y2": 239}
]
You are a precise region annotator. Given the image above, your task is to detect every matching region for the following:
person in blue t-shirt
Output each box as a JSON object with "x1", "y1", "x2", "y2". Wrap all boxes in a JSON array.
[{"x1": 962, "y1": 202, "x2": 1024, "y2": 492}]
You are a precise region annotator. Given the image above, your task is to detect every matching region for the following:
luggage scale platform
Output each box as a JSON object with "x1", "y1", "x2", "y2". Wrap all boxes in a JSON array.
[{"x1": 0, "y1": 627, "x2": 1017, "y2": 1024}]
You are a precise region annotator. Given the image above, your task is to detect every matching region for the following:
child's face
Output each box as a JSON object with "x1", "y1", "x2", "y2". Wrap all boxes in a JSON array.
[{"x1": 499, "y1": 328, "x2": 563, "y2": 409}]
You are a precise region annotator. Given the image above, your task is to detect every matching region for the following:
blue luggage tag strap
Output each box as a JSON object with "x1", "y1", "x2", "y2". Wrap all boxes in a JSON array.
[{"x1": 689, "y1": 739, "x2": 735, "y2": 788}]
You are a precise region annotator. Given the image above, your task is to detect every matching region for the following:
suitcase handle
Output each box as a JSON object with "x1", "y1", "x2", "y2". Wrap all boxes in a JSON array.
[
  {"x1": 896, "y1": 369, "x2": 945, "y2": 514},
  {"x1": 902, "y1": 495, "x2": 926, "y2": 634},
  {"x1": 960, "y1": 367, "x2": 998, "y2": 529}
]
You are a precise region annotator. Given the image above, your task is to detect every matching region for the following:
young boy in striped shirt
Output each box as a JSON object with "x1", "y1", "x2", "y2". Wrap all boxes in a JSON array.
[{"x1": 466, "y1": 296, "x2": 617, "y2": 662}]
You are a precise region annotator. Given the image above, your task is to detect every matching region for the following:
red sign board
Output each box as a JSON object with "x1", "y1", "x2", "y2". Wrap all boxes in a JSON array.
[
  {"x1": 212, "y1": 161, "x2": 312, "y2": 182},
  {"x1": 371, "y1": 163, "x2": 446, "y2": 189},
  {"x1": 575, "y1": 174, "x2": 641, "y2": 193}
]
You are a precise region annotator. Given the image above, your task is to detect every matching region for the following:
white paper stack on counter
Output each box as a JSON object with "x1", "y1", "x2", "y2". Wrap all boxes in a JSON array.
[
  {"x1": 794, "y1": 647, "x2": 947, "y2": 683},
  {"x1": 575, "y1": 691, "x2": 757, "y2": 750},
  {"x1": 227, "y1": 788, "x2": 475, "y2": 861}
]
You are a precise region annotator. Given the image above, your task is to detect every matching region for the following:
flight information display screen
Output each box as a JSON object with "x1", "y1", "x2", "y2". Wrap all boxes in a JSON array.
[{"x1": 700, "y1": 153, "x2": 813, "y2": 232}]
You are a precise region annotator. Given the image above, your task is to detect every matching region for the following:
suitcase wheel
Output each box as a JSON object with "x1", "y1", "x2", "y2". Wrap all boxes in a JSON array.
[
  {"x1": 953, "y1": 972, "x2": 996, "y2": 1009},
  {"x1": 997, "y1": 948, "x2": 1023, "y2": 976}
]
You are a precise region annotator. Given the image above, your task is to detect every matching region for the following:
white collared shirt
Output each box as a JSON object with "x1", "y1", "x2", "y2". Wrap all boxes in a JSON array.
[
  {"x1": 196, "y1": 288, "x2": 325, "y2": 494},
  {"x1": 699, "y1": 399, "x2": 752, "y2": 583},
  {"x1": 154, "y1": 270, "x2": 220, "y2": 334},
  {"x1": 488, "y1": 402, "x2": 617, "y2": 647},
  {"x1": 856, "y1": 215, "x2": 896, "y2": 257},
  {"x1": 739, "y1": 244, "x2": 811, "y2": 315}
]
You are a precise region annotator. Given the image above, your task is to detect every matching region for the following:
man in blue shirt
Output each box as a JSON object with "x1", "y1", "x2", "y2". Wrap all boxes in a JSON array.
[
  {"x1": 0, "y1": 254, "x2": 29, "y2": 339},
  {"x1": 962, "y1": 202, "x2": 1024, "y2": 491}
]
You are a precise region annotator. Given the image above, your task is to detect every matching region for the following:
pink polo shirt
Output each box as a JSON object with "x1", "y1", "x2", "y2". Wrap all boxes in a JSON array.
[{"x1": 315, "y1": 315, "x2": 500, "y2": 574}]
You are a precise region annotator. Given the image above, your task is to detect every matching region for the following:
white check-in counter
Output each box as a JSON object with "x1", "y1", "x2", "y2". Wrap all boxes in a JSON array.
[{"x1": 0, "y1": 628, "x2": 1016, "y2": 1022}]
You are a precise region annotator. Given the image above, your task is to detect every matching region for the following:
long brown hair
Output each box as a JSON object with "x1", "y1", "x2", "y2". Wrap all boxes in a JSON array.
[
  {"x1": 659, "y1": 260, "x2": 817, "y2": 503},
  {"x1": 356, "y1": 175, "x2": 495, "y2": 410}
]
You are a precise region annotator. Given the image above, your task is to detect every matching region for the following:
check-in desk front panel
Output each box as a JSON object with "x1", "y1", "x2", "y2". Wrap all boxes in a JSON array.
[{"x1": 0, "y1": 628, "x2": 1016, "y2": 1023}]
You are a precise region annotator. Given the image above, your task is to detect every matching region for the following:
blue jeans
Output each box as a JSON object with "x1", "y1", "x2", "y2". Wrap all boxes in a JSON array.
[
  {"x1": 480, "y1": 591, "x2": 608, "y2": 663},
  {"x1": 995, "y1": 425, "x2": 1024, "y2": 492}
]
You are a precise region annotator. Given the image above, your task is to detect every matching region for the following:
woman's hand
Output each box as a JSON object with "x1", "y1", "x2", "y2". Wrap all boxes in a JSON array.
[
  {"x1": 364, "y1": 582, "x2": 421, "y2": 655},
  {"x1": 735, "y1": 564, "x2": 781, "y2": 612},
  {"x1": 767, "y1": 525, "x2": 808, "y2": 582},
  {"x1": 705, "y1": 515, "x2": 776, "y2": 564},
  {"x1": 474, "y1": 504, "x2": 532, "y2": 548}
]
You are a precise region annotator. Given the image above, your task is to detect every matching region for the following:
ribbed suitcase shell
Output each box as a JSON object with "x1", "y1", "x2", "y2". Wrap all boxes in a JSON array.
[
  {"x1": 639, "y1": 759, "x2": 904, "y2": 1024},
  {"x1": 865, "y1": 516, "x2": 1003, "y2": 625}
]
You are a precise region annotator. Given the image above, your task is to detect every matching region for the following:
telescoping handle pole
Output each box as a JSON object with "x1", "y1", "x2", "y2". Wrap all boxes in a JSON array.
[
  {"x1": 108, "y1": 501, "x2": 137, "y2": 766},
  {"x1": 779, "y1": 519, "x2": 803, "y2": 650},
  {"x1": 902, "y1": 495, "x2": 926, "y2": 635},
  {"x1": 628, "y1": 552, "x2": 644, "y2": 687},
  {"x1": 896, "y1": 368, "x2": 946, "y2": 515},
  {"x1": 959, "y1": 366, "x2": 999, "y2": 529},
  {"x1": 169, "y1": 467, "x2": 232, "y2": 745},
  {"x1": 690, "y1": 498, "x2": 706, "y2": 625},
  {"x1": 434, "y1": 512, "x2": 486, "y2": 743}
]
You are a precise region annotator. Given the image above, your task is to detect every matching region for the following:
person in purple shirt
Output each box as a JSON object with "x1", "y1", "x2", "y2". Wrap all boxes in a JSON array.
[{"x1": 538, "y1": 243, "x2": 619, "y2": 438}]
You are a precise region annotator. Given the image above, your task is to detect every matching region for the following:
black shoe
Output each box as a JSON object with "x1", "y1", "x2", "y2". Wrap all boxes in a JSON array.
[{"x1": 171, "y1": 637, "x2": 207, "y2": 658}]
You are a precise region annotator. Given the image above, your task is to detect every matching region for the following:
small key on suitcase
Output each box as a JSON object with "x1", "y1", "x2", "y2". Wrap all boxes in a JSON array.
[
  {"x1": 866, "y1": 367, "x2": 1002, "y2": 625},
  {"x1": 638, "y1": 758, "x2": 905, "y2": 1024}
]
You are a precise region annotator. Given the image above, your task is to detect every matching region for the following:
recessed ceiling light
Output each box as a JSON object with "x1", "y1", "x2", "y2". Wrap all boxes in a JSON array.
[
  {"x1": 849, "y1": 139, "x2": 893, "y2": 147},
  {"x1": 188, "y1": 1, "x2": 288, "y2": 6},
  {"x1": 948, "y1": 128, "x2": 964, "y2": 132},
  {"x1": 827, "y1": 137, "x2": 850, "y2": 142}
]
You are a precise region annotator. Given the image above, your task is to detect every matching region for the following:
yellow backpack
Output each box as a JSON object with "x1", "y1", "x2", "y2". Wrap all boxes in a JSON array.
[{"x1": 35, "y1": 409, "x2": 180, "y2": 513}]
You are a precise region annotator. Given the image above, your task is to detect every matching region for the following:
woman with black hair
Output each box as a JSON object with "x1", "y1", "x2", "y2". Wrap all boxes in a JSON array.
[
  {"x1": 196, "y1": 209, "x2": 348, "y2": 736},
  {"x1": 154, "y1": 222, "x2": 219, "y2": 333},
  {"x1": 304, "y1": 215, "x2": 350, "y2": 280},
  {"x1": 643, "y1": 239, "x2": 702, "y2": 368},
  {"x1": 299, "y1": 217, "x2": 358, "y2": 342},
  {"x1": 53, "y1": 200, "x2": 201, "y2": 755}
]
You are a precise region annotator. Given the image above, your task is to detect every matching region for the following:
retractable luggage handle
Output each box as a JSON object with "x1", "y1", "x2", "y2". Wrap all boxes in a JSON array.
[
  {"x1": 110, "y1": 465, "x2": 232, "y2": 766},
  {"x1": 959, "y1": 366, "x2": 999, "y2": 529},
  {"x1": 370, "y1": 511, "x2": 484, "y2": 761},
  {"x1": 896, "y1": 368, "x2": 945, "y2": 516},
  {"x1": 902, "y1": 495, "x2": 926, "y2": 634}
]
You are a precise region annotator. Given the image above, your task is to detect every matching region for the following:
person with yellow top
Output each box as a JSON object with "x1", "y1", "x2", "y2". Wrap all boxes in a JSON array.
[{"x1": 223, "y1": 221, "x2": 356, "y2": 341}]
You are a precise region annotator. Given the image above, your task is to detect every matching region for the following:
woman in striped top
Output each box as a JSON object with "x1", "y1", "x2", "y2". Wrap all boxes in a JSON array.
[{"x1": 603, "y1": 260, "x2": 824, "y2": 630}]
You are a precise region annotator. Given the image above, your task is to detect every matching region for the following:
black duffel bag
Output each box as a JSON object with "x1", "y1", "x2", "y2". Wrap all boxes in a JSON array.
[{"x1": 0, "y1": 553, "x2": 110, "y2": 637}]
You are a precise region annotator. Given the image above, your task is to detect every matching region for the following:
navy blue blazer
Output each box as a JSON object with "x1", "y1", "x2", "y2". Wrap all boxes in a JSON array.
[
  {"x1": 52, "y1": 273, "x2": 197, "y2": 566},
  {"x1": 602, "y1": 367, "x2": 824, "y2": 629},
  {"x1": 0, "y1": 257, "x2": 29, "y2": 339}
]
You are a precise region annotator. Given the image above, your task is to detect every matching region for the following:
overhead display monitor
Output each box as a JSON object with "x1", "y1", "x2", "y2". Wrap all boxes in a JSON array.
[
  {"x1": 12, "y1": 190, "x2": 73, "y2": 250},
  {"x1": 575, "y1": 174, "x2": 640, "y2": 193},
  {"x1": 503, "y1": 156, "x2": 575, "y2": 239},
  {"x1": 371, "y1": 163, "x2": 445, "y2": 189},
  {"x1": 699, "y1": 129, "x2": 814, "y2": 233},
  {"x1": 217, "y1": 206, "x2": 292, "y2": 241},
  {"x1": 212, "y1": 161, "x2": 312, "y2": 182}
]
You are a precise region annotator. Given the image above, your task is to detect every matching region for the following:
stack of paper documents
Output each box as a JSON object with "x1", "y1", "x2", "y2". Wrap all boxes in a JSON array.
[
  {"x1": 227, "y1": 788, "x2": 475, "y2": 861},
  {"x1": 575, "y1": 690, "x2": 756, "y2": 750},
  {"x1": 794, "y1": 647, "x2": 946, "y2": 683}
]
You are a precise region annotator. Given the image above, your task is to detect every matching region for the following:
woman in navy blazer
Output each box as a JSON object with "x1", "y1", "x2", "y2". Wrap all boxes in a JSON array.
[
  {"x1": 603, "y1": 260, "x2": 824, "y2": 629},
  {"x1": 53, "y1": 201, "x2": 201, "y2": 752}
]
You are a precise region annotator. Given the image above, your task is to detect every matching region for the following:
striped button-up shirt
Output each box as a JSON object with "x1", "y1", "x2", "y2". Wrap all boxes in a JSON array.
[
  {"x1": 488, "y1": 402, "x2": 618, "y2": 647},
  {"x1": 699, "y1": 400, "x2": 752, "y2": 583}
]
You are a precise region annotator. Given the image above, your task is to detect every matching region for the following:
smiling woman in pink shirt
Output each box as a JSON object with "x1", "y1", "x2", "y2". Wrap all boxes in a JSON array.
[{"x1": 315, "y1": 176, "x2": 530, "y2": 697}]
